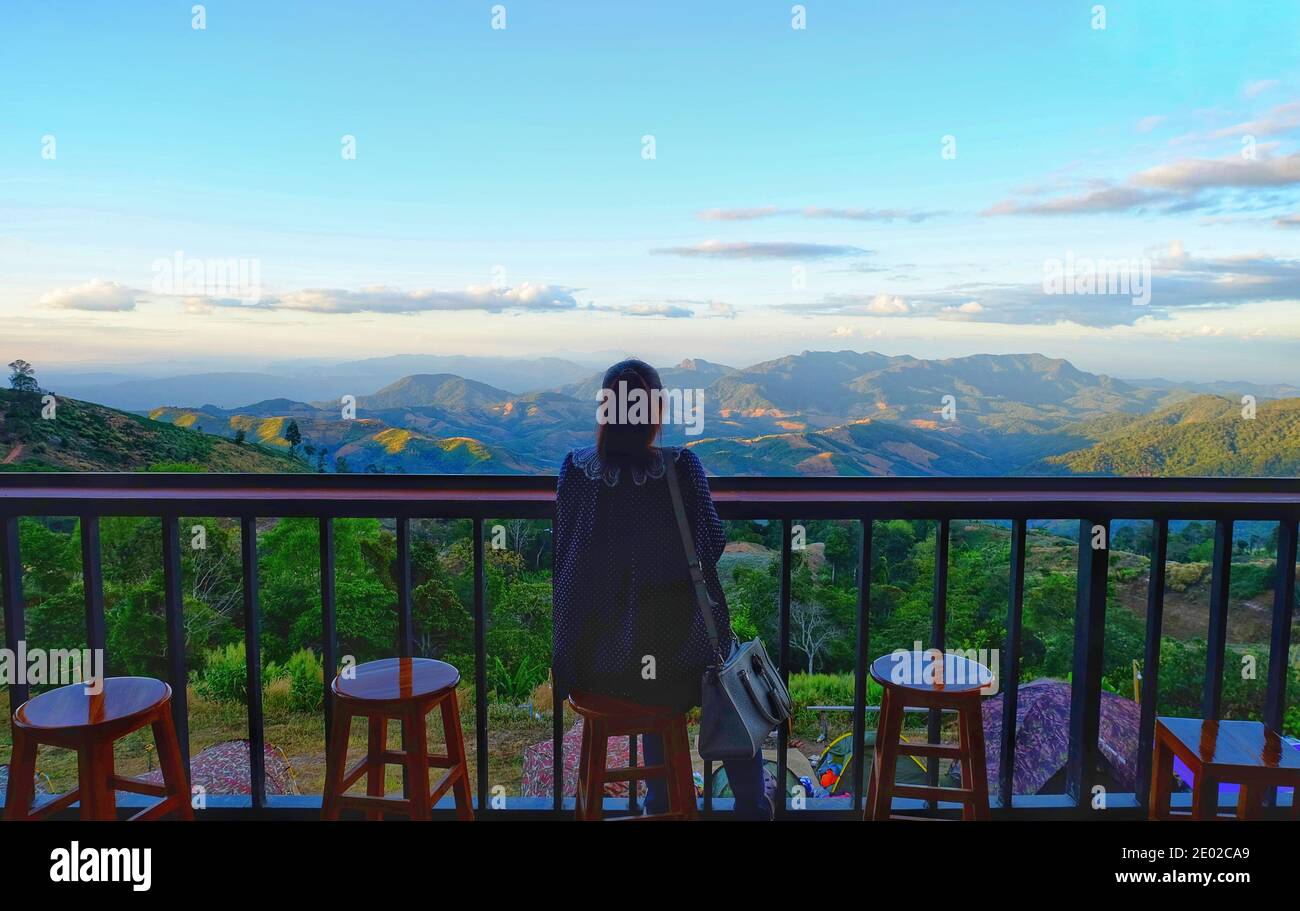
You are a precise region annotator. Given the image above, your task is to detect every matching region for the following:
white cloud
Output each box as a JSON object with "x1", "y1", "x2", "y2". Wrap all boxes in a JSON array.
[
  {"x1": 1242, "y1": 79, "x2": 1281, "y2": 99},
  {"x1": 40, "y1": 279, "x2": 140, "y2": 312},
  {"x1": 652, "y1": 240, "x2": 869, "y2": 259},
  {"x1": 695, "y1": 205, "x2": 944, "y2": 223},
  {"x1": 200, "y1": 282, "x2": 578, "y2": 314},
  {"x1": 1136, "y1": 115, "x2": 1167, "y2": 133}
]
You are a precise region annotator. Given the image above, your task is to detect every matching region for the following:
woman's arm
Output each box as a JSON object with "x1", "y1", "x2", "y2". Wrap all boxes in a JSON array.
[
  {"x1": 679, "y1": 448, "x2": 725, "y2": 565},
  {"x1": 553, "y1": 450, "x2": 575, "y2": 569}
]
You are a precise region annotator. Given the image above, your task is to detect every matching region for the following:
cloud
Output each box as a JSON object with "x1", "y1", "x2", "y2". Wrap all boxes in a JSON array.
[
  {"x1": 782, "y1": 293, "x2": 912, "y2": 316},
  {"x1": 706, "y1": 300, "x2": 737, "y2": 318},
  {"x1": 40, "y1": 279, "x2": 141, "y2": 312},
  {"x1": 984, "y1": 152, "x2": 1300, "y2": 216},
  {"x1": 696, "y1": 206, "x2": 783, "y2": 221},
  {"x1": 199, "y1": 282, "x2": 579, "y2": 314},
  {"x1": 651, "y1": 240, "x2": 869, "y2": 259},
  {"x1": 940, "y1": 301, "x2": 985, "y2": 319},
  {"x1": 1210, "y1": 101, "x2": 1300, "y2": 139},
  {"x1": 984, "y1": 185, "x2": 1175, "y2": 216},
  {"x1": 695, "y1": 206, "x2": 943, "y2": 223},
  {"x1": 1136, "y1": 115, "x2": 1167, "y2": 133},
  {"x1": 616, "y1": 303, "x2": 694, "y2": 318},
  {"x1": 1135, "y1": 152, "x2": 1300, "y2": 189},
  {"x1": 1243, "y1": 79, "x2": 1280, "y2": 99},
  {"x1": 779, "y1": 247, "x2": 1300, "y2": 328},
  {"x1": 1277, "y1": 214, "x2": 1300, "y2": 228}
]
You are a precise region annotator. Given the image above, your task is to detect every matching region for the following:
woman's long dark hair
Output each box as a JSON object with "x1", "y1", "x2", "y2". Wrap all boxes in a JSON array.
[{"x1": 595, "y1": 358, "x2": 663, "y2": 462}]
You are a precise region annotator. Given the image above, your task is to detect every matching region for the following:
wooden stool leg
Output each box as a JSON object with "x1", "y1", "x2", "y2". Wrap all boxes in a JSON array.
[
  {"x1": 77, "y1": 737, "x2": 116, "y2": 821},
  {"x1": 152, "y1": 709, "x2": 194, "y2": 820},
  {"x1": 961, "y1": 698, "x2": 990, "y2": 820},
  {"x1": 864, "y1": 686, "x2": 889, "y2": 820},
  {"x1": 405, "y1": 707, "x2": 432, "y2": 821},
  {"x1": 581, "y1": 719, "x2": 607, "y2": 821},
  {"x1": 1236, "y1": 783, "x2": 1264, "y2": 821},
  {"x1": 1191, "y1": 771, "x2": 1217, "y2": 821},
  {"x1": 1149, "y1": 737, "x2": 1174, "y2": 820},
  {"x1": 871, "y1": 687, "x2": 905, "y2": 820},
  {"x1": 576, "y1": 717, "x2": 593, "y2": 819},
  {"x1": 671, "y1": 720, "x2": 697, "y2": 819},
  {"x1": 4, "y1": 727, "x2": 39, "y2": 821},
  {"x1": 365, "y1": 716, "x2": 386, "y2": 820},
  {"x1": 321, "y1": 705, "x2": 352, "y2": 821},
  {"x1": 439, "y1": 692, "x2": 475, "y2": 820}
]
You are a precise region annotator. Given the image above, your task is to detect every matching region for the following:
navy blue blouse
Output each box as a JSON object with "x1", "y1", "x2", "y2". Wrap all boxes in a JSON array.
[{"x1": 552, "y1": 445, "x2": 730, "y2": 712}]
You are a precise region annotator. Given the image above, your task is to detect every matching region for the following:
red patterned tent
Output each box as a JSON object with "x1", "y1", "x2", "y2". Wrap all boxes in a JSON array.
[{"x1": 521, "y1": 719, "x2": 646, "y2": 800}]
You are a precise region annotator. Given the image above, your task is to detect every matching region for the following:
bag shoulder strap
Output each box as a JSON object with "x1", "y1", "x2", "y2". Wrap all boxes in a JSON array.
[{"x1": 661, "y1": 447, "x2": 722, "y2": 658}]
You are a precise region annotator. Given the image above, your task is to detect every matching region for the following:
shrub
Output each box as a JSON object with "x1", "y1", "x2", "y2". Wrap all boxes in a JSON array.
[
  {"x1": 286, "y1": 648, "x2": 324, "y2": 713},
  {"x1": 1166, "y1": 562, "x2": 1208, "y2": 592},
  {"x1": 787, "y1": 672, "x2": 883, "y2": 716},
  {"x1": 195, "y1": 642, "x2": 248, "y2": 703}
]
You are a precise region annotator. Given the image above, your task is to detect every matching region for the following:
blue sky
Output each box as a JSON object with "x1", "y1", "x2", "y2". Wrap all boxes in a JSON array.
[{"x1": 3, "y1": 0, "x2": 1299, "y2": 382}]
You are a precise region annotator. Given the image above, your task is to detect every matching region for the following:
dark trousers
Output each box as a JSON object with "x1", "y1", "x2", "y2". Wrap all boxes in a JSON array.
[{"x1": 640, "y1": 733, "x2": 771, "y2": 820}]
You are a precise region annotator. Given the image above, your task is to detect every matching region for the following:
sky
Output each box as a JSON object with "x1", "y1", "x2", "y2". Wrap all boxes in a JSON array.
[{"x1": 3, "y1": 0, "x2": 1300, "y2": 383}]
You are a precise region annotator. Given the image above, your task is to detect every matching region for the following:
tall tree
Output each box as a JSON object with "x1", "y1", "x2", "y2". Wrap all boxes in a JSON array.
[{"x1": 7, "y1": 359, "x2": 38, "y2": 393}]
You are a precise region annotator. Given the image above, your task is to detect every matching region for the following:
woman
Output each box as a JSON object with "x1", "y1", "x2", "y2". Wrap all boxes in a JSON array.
[{"x1": 552, "y1": 358, "x2": 771, "y2": 820}]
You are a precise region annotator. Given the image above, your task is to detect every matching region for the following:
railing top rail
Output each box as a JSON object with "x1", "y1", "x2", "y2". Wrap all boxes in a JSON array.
[{"x1": 1, "y1": 472, "x2": 1298, "y2": 520}]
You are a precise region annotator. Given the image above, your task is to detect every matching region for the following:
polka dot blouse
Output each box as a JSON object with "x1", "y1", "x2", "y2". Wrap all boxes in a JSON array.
[{"x1": 552, "y1": 445, "x2": 731, "y2": 712}]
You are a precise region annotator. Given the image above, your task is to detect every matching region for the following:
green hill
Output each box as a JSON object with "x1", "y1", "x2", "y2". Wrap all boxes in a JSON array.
[
  {"x1": 1041, "y1": 395, "x2": 1300, "y2": 476},
  {"x1": 0, "y1": 389, "x2": 308, "y2": 472}
]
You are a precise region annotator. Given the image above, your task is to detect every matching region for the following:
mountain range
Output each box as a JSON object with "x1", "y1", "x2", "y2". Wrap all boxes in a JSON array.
[{"x1": 36, "y1": 349, "x2": 1277, "y2": 478}]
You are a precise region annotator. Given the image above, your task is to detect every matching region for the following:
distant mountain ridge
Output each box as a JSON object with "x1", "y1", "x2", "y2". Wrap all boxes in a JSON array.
[{"x1": 14, "y1": 350, "x2": 1296, "y2": 477}]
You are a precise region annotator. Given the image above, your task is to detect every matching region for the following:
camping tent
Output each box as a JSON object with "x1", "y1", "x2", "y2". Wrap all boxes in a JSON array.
[{"x1": 975, "y1": 679, "x2": 1139, "y2": 794}]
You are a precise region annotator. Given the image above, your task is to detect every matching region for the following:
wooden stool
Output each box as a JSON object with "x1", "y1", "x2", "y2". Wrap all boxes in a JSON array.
[
  {"x1": 5, "y1": 677, "x2": 193, "y2": 821},
  {"x1": 1150, "y1": 717, "x2": 1300, "y2": 820},
  {"x1": 321, "y1": 657, "x2": 473, "y2": 821},
  {"x1": 568, "y1": 691, "x2": 696, "y2": 821},
  {"x1": 865, "y1": 651, "x2": 991, "y2": 821}
]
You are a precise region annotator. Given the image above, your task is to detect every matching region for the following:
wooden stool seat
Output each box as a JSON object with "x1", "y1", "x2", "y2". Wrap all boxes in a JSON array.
[
  {"x1": 865, "y1": 652, "x2": 992, "y2": 821},
  {"x1": 321, "y1": 657, "x2": 473, "y2": 821},
  {"x1": 17, "y1": 676, "x2": 170, "y2": 731},
  {"x1": 568, "y1": 691, "x2": 696, "y2": 821},
  {"x1": 1149, "y1": 718, "x2": 1300, "y2": 820},
  {"x1": 5, "y1": 677, "x2": 194, "y2": 821},
  {"x1": 333, "y1": 656, "x2": 460, "y2": 703}
]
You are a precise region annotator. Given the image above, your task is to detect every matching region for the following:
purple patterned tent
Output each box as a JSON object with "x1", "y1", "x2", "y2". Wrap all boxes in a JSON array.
[
  {"x1": 521, "y1": 719, "x2": 645, "y2": 800},
  {"x1": 976, "y1": 679, "x2": 1140, "y2": 794}
]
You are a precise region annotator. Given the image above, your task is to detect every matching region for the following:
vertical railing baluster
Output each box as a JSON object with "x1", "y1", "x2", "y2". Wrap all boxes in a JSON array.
[
  {"x1": 395, "y1": 517, "x2": 413, "y2": 658},
  {"x1": 1264, "y1": 520, "x2": 1298, "y2": 732},
  {"x1": 161, "y1": 515, "x2": 191, "y2": 781},
  {"x1": 80, "y1": 516, "x2": 106, "y2": 655},
  {"x1": 776, "y1": 518, "x2": 792, "y2": 817},
  {"x1": 998, "y1": 517, "x2": 1027, "y2": 809},
  {"x1": 1, "y1": 516, "x2": 28, "y2": 708},
  {"x1": 319, "y1": 518, "x2": 338, "y2": 748},
  {"x1": 850, "y1": 518, "x2": 872, "y2": 811},
  {"x1": 927, "y1": 518, "x2": 950, "y2": 807},
  {"x1": 1068, "y1": 518, "x2": 1109, "y2": 809},
  {"x1": 1203, "y1": 519, "x2": 1234, "y2": 720},
  {"x1": 241, "y1": 516, "x2": 266, "y2": 809},
  {"x1": 1264, "y1": 519, "x2": 1298, "y2": 811},
  {"x1": 395, "y1": 517, "x2": 413, "y2": 798},
  {"x1": 472, "y1": 517, "x2": 488, "y2": 817},
  {"x1": 1135, "y1": 518, "x2": 1168, "y2": 810}
]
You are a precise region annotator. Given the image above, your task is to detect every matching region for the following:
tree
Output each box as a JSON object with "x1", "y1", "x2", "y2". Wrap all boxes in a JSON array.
[
  {"x1": 233, "y1": 428, "x2": 246, "y2": 445},
  {"x1": 284, "y1": 420, "x2": 302, "y2": 454},
  {"x1": 789, "y1": 598, "x2": 836, "y2": 674},
  {"x1": 8, "y1": 359, "x2": 38, "y2": 393}
]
